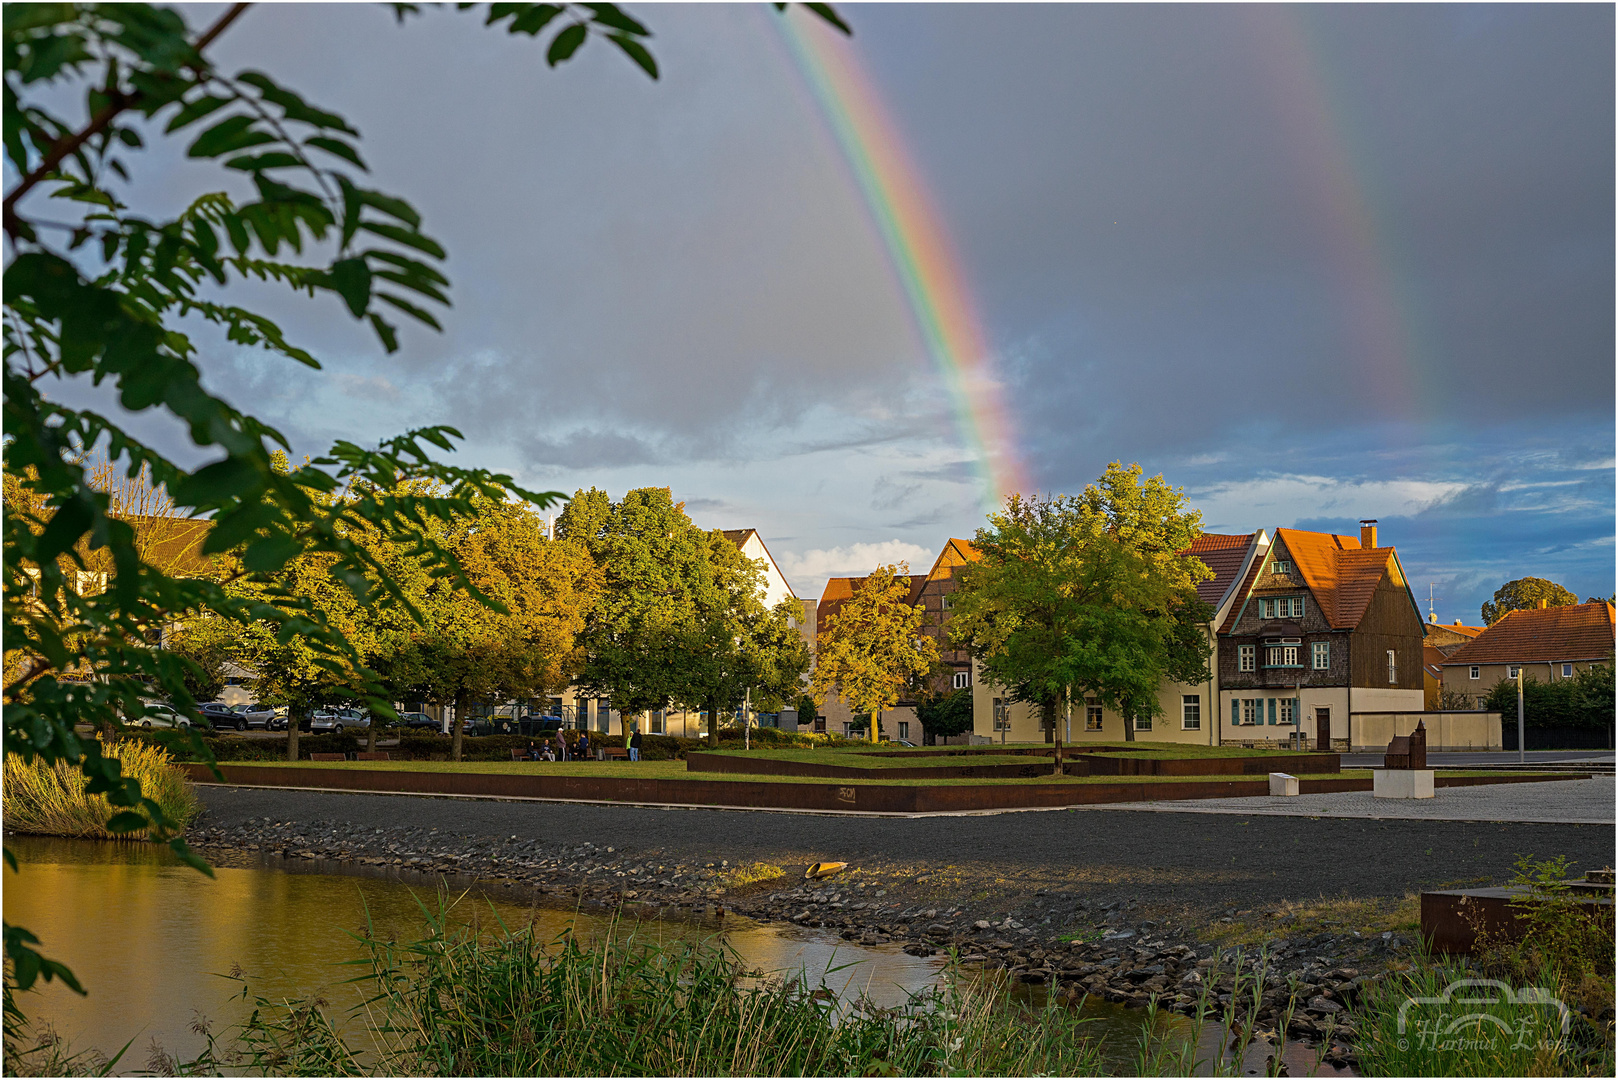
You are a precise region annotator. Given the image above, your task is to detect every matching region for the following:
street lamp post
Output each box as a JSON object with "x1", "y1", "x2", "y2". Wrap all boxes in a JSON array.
[{"x1": 1516, "y1": 667, "x2": 1525, "y2": 766}]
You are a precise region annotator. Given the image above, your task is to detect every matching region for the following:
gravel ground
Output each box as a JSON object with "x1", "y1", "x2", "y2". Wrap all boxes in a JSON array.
[{"x1": 196, "y1": 785, "x2": 1614, "y2": 911}]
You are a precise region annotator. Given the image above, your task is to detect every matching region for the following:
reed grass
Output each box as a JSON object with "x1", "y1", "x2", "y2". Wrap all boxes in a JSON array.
[{"x1": 2, "y1": 738, "x2": 199, "y2": 839}]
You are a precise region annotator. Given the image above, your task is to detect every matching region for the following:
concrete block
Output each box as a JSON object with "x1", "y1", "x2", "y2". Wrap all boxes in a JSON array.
[
  {"x1": 1373, "y1": 768, "x2": 1435, "y2": 799},
  {"x1": 1268, "y1": 772, "x2": 1299, "y2": 796}
]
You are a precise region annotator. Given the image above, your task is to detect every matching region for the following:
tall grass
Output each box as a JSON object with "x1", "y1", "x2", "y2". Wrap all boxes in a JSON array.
[
  {"x1": 173, "y1": 899, "x2": 1115, "y2": 1077},
  {"x1": 3, "y1": 738, "x2": 199, "y2": 839}
]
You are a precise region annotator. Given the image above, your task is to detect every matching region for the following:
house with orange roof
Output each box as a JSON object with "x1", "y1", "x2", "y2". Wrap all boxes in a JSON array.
[
  {"x1": 1218, "y1": 521, "x2": 1426, "y2": 749},
  {"x1": 970, "y1": 530, "x2": 1271, "y2": 746},
  {"x1": 810, "y1": 569, "x2": 928, "y2": 739},
  {"x1": 1438, "y1": 600, "x2": 1615, "y2": 709}
]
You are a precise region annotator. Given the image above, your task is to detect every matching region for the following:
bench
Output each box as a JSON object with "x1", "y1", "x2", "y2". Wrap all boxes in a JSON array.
[
  {"x1": 309, "y1": 753, "x2": 345, "y2": 761},
  {"x1": 355, "y1": 751, "x2": 389, "y2": 761},
  {"x1": 599, "y1": 747, "x2": 630, "y2": 761}
]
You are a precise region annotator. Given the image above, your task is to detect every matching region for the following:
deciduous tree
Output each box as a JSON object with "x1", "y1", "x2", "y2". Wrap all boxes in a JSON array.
[
  {"x1": 949, "y1": 465, "x2": 1213, "y2": 769},
  {"x1": 1481, "y1": 577, "x2": 1579, "y2": 625},
  {"x1": 809, "y1": 564, "x2": 936, "y2": 744}
]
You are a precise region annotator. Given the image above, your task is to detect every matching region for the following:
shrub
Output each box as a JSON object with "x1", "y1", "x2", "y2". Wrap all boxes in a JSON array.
[
  {"x1": 1485, "y1": 668, "x2": 1616, "y2": 729},
  {"x1": 3, "y1": 738, "x2": 199, "y2": 839}
]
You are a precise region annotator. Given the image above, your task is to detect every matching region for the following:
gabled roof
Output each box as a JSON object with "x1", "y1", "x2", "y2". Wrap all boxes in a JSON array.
[
  {"x1": 817, "y1": 573, "x2": 924, "y2": 635},
  {"x1": 1441, "y1": 602, "x2": 1616, "y2": 666},
  {"x1": 1183, "y1": 532, "x2": 1256, "y2": 608},
  {"x1": 721, "y1": 528, "x2": 796, "y2": 603},
  {"x1": 1222, "y1": 527, "x2": 1416, "y2": 634},
  {"x1": 1422, "y1": 645, "x2": 1447, "y2": 681}
]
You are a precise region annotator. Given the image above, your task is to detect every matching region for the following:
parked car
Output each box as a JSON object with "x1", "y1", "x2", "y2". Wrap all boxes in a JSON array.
[
  {"x1": 520, "y1": 713, "x2": 565, "y2": 735},
  {"x1": 309, "y1": 710, "x2": 351, "y2": 734},
  {"x1": 197, "y1": 701, "x2": 242, "y2": 730},
  {"x1": 231, "y1": 702, "x2": 277, "y2": 730},
  {"x1": 396, "y1": 711, "x2": 445, "y2": 734},
  {"x1": 335, "y1": 707, "x2": 370, "y2": 726},
  {"x1": 134, "y1": 703, "x2": 191, "y2": 729}
]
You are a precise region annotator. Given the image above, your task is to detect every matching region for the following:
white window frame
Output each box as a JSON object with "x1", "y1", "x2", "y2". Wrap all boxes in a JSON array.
[
  {"x1": 1133, "y1": 713, "x2": 1152, "y2": 732},
  {"x1": 1241, "y1": 698, "x2": 1258, "y2": 725},
  {"x1": 1238, "y1": 645, "x2": 1256, "y2": 672},
  {"x1": 897, "y1": 721, "x2": 910, "y2": 740},
  {"x1": 1387, "y1": 650, "x2": 1397, "y2": 684},
  {"x1": 1562, "y1": 663, "x2": 1574, "y2": 678},
  {"x1": 1278, "y1": 698, "x2": 1295, "y2": 724},
  {"x1": 1273, "y1": 560, "x2": 1292, "y2": 575},
  {"x1": 1085, "y1": 699, "x2": 1103, "y2": 732},
  {"x1": 1260, "y1": 598, "x2": 1274, "y2": 619},
  {"x1": 1290, "y1": 597, "x2": 1304, "y2": 618},
  {"x1": 952, "y1": 670, "x2": 970, "y2": 690},
  {"x1": 1469, "y1": 665, "x2": 1480, "y2": 680},
  {"x1": 1312, "y1": 642, "x2": 1330, "y2": 670},
  {"x1": 1181, "y1": 695, "x2": 1201, "y2": 730},
  {"x1": 993, "y1": 698, "x2": 1011, "y2": 731},
  {"x1": 1508, "y1": 665, "x2": 1521, "y2": 679}
]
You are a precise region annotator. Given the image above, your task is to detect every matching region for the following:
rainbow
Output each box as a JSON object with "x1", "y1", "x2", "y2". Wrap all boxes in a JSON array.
[{"x1": 774, "y1": 9, "x2": 1029, "y2": 514}]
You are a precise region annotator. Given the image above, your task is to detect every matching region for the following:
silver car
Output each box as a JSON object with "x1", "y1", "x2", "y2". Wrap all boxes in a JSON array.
[
  {"x1": 134, "y1": 703, "x2": 192, "y2": 730},
  {"x1": 231, "y1": 702, "x2": 277, "y2": 730},
  {"x1": 310, "y1": 708, "x2": 369, "y2": 734}
]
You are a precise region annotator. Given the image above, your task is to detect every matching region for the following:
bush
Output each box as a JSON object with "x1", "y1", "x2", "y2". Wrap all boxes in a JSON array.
[
  {"x1": 3, "y1": 737, "x2": 200, "y2": 839},
  {"x1": 1485, "y1": 667, "x2": 1616, "y2": 729}
]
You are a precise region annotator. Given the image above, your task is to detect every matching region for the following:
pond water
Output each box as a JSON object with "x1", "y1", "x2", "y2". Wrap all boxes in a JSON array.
[{"x1": 3, "y1": 836, "x2": 1344, "y2": 1075}]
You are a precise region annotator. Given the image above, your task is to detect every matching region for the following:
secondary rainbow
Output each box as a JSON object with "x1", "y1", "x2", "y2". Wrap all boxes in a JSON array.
[{"x1": 775, "y1": 11, "x2": 1028, "y2": 514}]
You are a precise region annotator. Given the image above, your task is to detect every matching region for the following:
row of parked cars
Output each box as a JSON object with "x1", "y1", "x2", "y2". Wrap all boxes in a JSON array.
[{"x1": 132, "y1": 702, "x2": 450, "y2": 734}]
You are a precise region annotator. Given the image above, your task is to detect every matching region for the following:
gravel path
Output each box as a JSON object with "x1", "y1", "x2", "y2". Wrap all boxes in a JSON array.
[
  {"x1": 1077, "y1": 777, "x2": 1615, "y2": 825},
  {"x1": 197, "y1": 786, "x2": 1615, "y2": 911}
]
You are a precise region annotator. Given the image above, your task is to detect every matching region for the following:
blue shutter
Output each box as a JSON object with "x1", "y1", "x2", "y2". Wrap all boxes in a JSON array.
[
  {"x1": 1231, "y1": 699, "x2": 1239, "y2": 726},
  {"x1": 1268, "y1": 698, "x2": 1277, "y2": 724}
]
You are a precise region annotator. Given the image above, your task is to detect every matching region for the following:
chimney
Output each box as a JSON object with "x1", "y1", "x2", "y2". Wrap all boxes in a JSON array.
[
  {"x1": 1359, "y1": 519, "x2": 1378, "y2": 549},
  {"x1": 1453, "y1": 619, "x2": 1462, "y2": 626},
  {"x1": 1539, "y1": 599, "x2": 1548, "y2": 609}
]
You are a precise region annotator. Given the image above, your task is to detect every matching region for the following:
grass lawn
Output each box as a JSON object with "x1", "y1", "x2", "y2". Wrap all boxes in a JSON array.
[
  {"x1": 698, "y1": 742, "x2": 1320, "y2": 765},
  {"x1": 211, "y1": 760, "x2": 1571, "y2": 789}
]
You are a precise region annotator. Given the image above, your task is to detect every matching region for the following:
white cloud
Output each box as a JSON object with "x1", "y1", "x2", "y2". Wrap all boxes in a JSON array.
[
  {"x1": 776, "y1": 540, "x2": 936, "y2": 596},
  {"x1": 1189, "y1": 474, "x2": 1468, "y2": 530}
]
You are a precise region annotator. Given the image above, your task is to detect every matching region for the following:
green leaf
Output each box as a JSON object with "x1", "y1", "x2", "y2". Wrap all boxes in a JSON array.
[
  {"x1": 369, "y1": 312, "x2": 400, "y2": 353},
  {"x1": 172, "y1": 456, "x2": 261, "y2": 509},
  {"x1": 328, "y1": 257, "x2": 372, "y2": 317},
  {"x1": 105, "y1": 811, "x2": 149, "y2": 834},
  {"x1": 609, "y1": 33, "x2": 658, "y2": 79},
  {"x1": 165, "y1": 93, "x2": 233, "y2": 133},
  {"x1": 357, "y1": 221, "x2": 445, "y2": 260},
  {"x1": 583, "y1": 3, "x2": 648, "y2": 35},
  {"x1": 244, "y1": 532, "x2": 304, "y2": 573},
  {"x1": 305, "y1": 136, "x2": 366, "y2": 170},
  {"x1": 547, "y1": 22, "x2": 588, "y2": 66},
  {"x1": 224, "y1": 151, "x2": 302, "y2": 171},
  {"x1": 376, "y1": 291, "x2": 442, "y2": 331},
  {"x1": 801, "y1": 3, "x2": 852, "y2": 35},
  {"x1": 188, "y1": 114, "x2": 276, "y2": 159},
  {"x1": 509, "y1": 4, "x2": 563, "y2": 35}
]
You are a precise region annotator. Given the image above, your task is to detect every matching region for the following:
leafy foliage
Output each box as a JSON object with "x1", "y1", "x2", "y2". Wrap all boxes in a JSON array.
[
  {"x1": 914, "y1": 686, "x2": 973, "y2": 740},
  {"x1": 809, "y1": 563, "x2": 936, "y2": 743},
  {"x1": 1481, "y1": 577, "x2": 1579, "y2": 625},
  {"x1": 948, "y1": 464, "x2": 1213, "y2": 746},
  {"x1": 1484, "y1": 663, "x2": 1615, "y2": 729}
]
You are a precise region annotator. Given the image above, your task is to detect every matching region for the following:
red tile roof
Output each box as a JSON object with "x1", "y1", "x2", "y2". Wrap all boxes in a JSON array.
[
  {"x1": 1183, "y1": 532, "x2": 1255, "y2": 607},
  {"x1": 1222, "y1": 528, "x2": 1411, "y2": 633},
  {"x1": 1423, "y1": 645, "x2": 1447, "y2": 680},
  {"x1": 1441, "y1": 602, "x2": 1616, "y2": 666},
  {"x1": 817, "y1": 573, "x2": 925, "y2": 635}
]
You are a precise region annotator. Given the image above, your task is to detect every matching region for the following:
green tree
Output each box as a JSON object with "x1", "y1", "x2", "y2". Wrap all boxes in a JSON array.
[
  {"x1": 1481, "y1": 578, "x2": 1579, "y2": 625},
  {"x1": 949, "y1": 465, "x2": 1213, "y2": 767},
  {"x1": 3, "y1": 1, "x2": 848, "y2": 1009},
  {"x1": 562, "y1": 487, "x2": 712, "y2": 729},
  {"x1": 915, "y1": 686, "x2": 973, "y2": 743},
  {"x1": 1485, "y1": 662, "x2": 1616, "y2": 732},
  {"x1": 809, "y1": 564, "x2": 937, "y2": 744}
]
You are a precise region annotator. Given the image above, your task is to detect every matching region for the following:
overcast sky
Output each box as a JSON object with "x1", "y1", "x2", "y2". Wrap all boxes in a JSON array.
[{"x1": 36, "y1": 3, "x2": 1616, "y2": 620}]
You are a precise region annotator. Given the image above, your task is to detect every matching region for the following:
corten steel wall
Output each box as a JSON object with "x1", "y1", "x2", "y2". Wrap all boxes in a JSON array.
[
  {"x1": 1422, "y1": 889, "x2": 1613, "y2": 955},
  {"x1": 686, "y1": 750, "x2": 1340, "y2": 780},
  {"x1": 182, "y1": 764, "x2": 1578, "y2": 814}
]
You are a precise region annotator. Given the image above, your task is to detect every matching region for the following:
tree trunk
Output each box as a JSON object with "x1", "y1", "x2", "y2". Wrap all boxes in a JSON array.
[
  {"x1": 1046, "y1": 696, "x2": 1062, "y2": 776},
  {"x1": 706, "y1": 700, "x2": 719, "y2": 745},
  {"x1": 286, "y1": 709, "x2": 300, "y2": 761},
  {"x1": 366, "y1": 711, "x2": 379, "y2": 752},
  {"x1": 870, "y1": 708, "x2": 880, "y2": 744},
  {"x1": 451, "y1": 702, "x2": 465, "y2": 762},
  {"x1": 1123, "y1": 708, "x2": 1135, "y2": 742}
]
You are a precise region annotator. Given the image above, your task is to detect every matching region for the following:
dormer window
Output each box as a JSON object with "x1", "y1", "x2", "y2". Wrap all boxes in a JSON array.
[{"x1": 1272, "y1": 560, "x2": 1292, "y2": 575}]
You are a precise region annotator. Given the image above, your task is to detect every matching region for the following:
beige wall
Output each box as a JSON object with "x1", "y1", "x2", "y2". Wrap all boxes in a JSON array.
[
  {"x1": 1441, "y1": 660, "x2": 1604, "y2": 709},
  {"x1": 971, "y1": 656, "x2": 1220, "y2": 746},
  {"x1": 1220, "y1": 687, "x2": 1351, "y2": 748},
  {"x1": 1349, "y1": 710, "x2": 1503, "y2": 752}
]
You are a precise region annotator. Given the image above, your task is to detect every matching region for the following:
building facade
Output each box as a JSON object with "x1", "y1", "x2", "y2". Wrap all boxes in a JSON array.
[{"x1": 1438, "y1": 600, "x2": 1616, "y2": 708}]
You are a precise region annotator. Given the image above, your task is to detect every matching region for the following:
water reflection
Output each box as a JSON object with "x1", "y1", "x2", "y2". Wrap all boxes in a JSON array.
[{"x1": 3, "y1": 837, "x2": 946, "y2": 1063}]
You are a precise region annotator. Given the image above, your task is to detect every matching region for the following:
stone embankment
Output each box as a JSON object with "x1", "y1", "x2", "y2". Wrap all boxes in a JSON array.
[{"x1": 190, "y1": 815, "x2": 1393, "y2": 1067}]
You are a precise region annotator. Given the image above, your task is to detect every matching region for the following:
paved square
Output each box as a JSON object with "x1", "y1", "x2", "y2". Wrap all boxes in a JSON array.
[{"x1": 1073, "y1": 777, "x2": 1614, "y2": 825}]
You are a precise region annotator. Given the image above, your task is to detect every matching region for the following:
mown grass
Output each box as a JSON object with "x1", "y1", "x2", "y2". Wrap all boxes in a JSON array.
[{"x1": 2, "y1": 738, "x2": 200, "y2": 839}]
